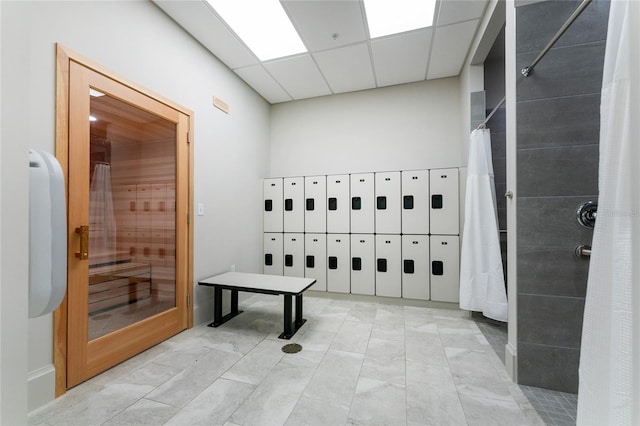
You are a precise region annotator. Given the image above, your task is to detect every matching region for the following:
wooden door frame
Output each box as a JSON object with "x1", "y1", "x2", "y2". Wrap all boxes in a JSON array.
[{"x1": 54, "y1": 44, "x2": 194, "y2": 396}]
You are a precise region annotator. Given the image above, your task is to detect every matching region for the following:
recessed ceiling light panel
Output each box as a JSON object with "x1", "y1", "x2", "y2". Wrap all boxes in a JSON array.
[
  {"x1": 206, "y1": 0, "x2": 307, "y2": 61},
  {"x1": 364, "y1": 0, "x2": 437, "y2": 38}
]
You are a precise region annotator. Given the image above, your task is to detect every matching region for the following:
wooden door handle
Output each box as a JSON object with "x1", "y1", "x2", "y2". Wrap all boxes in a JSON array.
[{"x1": 75, "y1": 225, "x2": 89, "y2": 260}]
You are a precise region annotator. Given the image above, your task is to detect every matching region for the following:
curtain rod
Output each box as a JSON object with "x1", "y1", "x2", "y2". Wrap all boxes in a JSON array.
[
  {"x1": 521, "y1": 0, "x2": 592, "y2": 77},
  {"x1": 477, "y1": 0, "x2": 592, "y2": 131}
]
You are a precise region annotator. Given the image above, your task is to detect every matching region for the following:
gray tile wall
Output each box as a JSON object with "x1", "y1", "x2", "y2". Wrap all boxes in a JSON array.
[{"x1": 515, "y1": 0, "x2": 609, "y2": 393}]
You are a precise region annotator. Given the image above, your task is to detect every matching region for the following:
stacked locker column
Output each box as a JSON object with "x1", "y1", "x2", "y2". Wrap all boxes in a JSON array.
[
  {"x1": 304, "y1": 176, "x2": 326, "y2": 291},
  {"x1": 375, "y1": 172, "x2": 401, "y2": 297},
  {"x1": 264, "y1": 178, "x2": 283, "y2": 275},
  {"x1": 429, "y1": 168, "x2": 460, "y2": 302},
  {"x1": 350, "y1": 173, "x2": 374, "y2": 295},
  {"x1": 401, "y1": 170, "x2": 430, "y2": 300},
  {"x1": 327, "y1": 175, "x2": 350, "y2": 293},
  {"x1": 283, "y1": 177, "x2": 304, "y2": 277}
]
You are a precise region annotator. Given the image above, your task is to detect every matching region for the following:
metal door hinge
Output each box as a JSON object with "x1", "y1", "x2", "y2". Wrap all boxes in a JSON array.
[{"x1": 187, "y1": 131, "x2": 192, "y2": 144}]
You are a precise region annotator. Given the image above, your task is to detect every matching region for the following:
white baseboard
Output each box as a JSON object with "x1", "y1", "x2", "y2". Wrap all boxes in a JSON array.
[
  {"x1": 505, "y1": 342, "x2": 518, "y2": 382},
  {"x1": 28, "y1": 364, "x2": 55, "y2": 413}
]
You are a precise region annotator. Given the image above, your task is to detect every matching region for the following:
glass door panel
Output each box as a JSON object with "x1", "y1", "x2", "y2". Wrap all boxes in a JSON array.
[{"x1": 88, "y1": 91, "x2": 177, "y2": 340}]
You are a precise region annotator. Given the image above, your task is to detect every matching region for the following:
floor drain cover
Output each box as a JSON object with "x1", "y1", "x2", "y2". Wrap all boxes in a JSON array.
[{"x1": 282, "y1": 343, "x2": 302, "y2": 354}]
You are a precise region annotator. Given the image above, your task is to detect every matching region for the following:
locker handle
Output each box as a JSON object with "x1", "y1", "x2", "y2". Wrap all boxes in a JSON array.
[
  {"x1": 328, "y1": 256, "x2": 338, "y2": 270},
  {"x1": 352, "y1": 197, "x2": 361, "y2": 210},
  {"x1": 352, "y1": 257, "x2": 362, "y2": 271},
  {"x1": 432, "y1": 194, "x2": 443, "y2": 209},
  {"x1": 328, "y1": 197, "x2": 338, "y2": 211},
  {"x1": 432, "y1": 261, "x2": 444, "y2": 276},
  {"x1": 306, "y1": 198, "x2": 315, "y2": 211},
  {"x1": 265, "y1": 199, "x2": 273, "y2": 212},
  {"x1": 403, "y1": 195, "x2": 414, "y2": 210},
  {"x1": 377, "y1": 258, "x2": 387, "y2": 272},
  {"x1": 404, "y1": 259, "x2": 415, "y2": 274},
  {"x1": 265, "y1": 253, "x2": 273, "y2": 266},
  {"x1": 376, "y1": 196, "x2": 387, "y2": 210},
  {"x1": 285, "y1": 199, "x2": 293, "y2": 211},
  {"x1": 285, "y1": 254, "x2": 293, "y2": 267},
  {"x1": 306, "y1": 255, "x2": 315, "y2": 268}
]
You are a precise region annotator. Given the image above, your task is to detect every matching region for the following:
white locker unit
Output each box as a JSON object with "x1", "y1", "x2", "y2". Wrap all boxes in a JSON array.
[
  {"x1": 283, "y1": 177, "x2": 304, "y2": 232},
  {"x1": 430, "y1": 235, "x2": 460, "y2": 303},
  {"x1": 401, "y1": 235, "x2": 430, "y2": 300},
  {"x1": 283, "y1": 233, "x2": 305, "y2": 278},
  {"x1": 304, "y1": 176, "x2": 326, "y2": 233},
  {"x1": 326, "y1": 174, "x2": 350, "y2": 233},
  {"x1": 375, "y1": 235, "x2": 401, "y2": 298},
  {"x1": 350, "y1": 173, "x2": 375, "y2": 234},
  {"x1": 263, "y1": 233, "x2": 283, "y2": 276},
  {"x1": 327, "y1": 234, "x2": 350, "y2": 293},
  {"x1": 350, "y1": 235, "x2": 375, "y2": 295},
  {"x1": 402, "y1": 170, "x2": 429, "y2": 235},
  {"x1": 430, "y1": 168, "x2": 459, "y2": 235},
  {"x1": 305, "y1": 234, "x2": 327, "y2": 291},
  {"x1": 264, "y1": 178, "x2": 283, "y2": 233},
  {"x1": 375, "y1": 171, "x2": 401, "y2": 234}
]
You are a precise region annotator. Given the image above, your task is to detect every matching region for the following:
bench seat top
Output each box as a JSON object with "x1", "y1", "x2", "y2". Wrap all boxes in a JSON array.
[{"x1": 198, "y1": 272, "x2": 316, "y2": 296}]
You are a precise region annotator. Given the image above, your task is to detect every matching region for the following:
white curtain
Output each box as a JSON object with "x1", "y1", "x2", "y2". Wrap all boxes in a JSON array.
[
  {"x1": 577, "y1": 1, "x2": 640, "y2": 424},
  {"x1": 89, "y1": 163, "x2": 117, "y2": 263},
  {"x1": 459, "y1": 128, "x2": 507, "y2": 322}
]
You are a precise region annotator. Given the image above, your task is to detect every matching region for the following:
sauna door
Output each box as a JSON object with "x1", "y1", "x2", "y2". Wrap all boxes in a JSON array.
[{"x1": 62, "y1": 53, "x2": 191, "y2": 388}]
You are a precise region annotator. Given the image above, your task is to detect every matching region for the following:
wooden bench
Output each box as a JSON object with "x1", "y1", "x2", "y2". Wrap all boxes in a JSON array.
[{"x1": 198, "y1": 272, "x2": 316, "y2": 339}]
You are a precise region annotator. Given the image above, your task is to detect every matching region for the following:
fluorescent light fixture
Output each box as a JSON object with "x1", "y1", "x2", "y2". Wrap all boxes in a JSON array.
[
  {"x1": 364, "y1": 0, "x2": 437, "y2": 38},
  {"x1": 206, "y1": 0, "x2": 306, "y2": 61}
]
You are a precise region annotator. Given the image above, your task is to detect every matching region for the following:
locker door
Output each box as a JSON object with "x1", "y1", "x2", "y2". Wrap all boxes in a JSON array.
[
  {"x1": 402, "y1": 235, "x2": 430, "y2": 300},
  {"x1": 430, "y1": 235, "x2": 460, "y2": 302},
  {"x1": 326, "y1": 174, "x2": 350, "y2": 233},
  {"x1": 402, "y1": 170, "x2": 429, "y2": 235},
  {"x1": 350, "y1": 234, "x2": 375, "y2": 295},
  {"x1": 350, "y1": 173, "x2": 374, "y2": 234},
  {"x1": 327, "y1": 234, "x2": 350, "y2": 293},
  {"x1": 263, "y1": 233, "x2": 283, "y2": 275},
  {"x1": 375, "y1": 172, "x2": 401, "y2": 234},
  {"x1": 284, "y1": 177, "x2": 304, "y2": 232},
  {"x1": 430, "y1": 168, "x2": 459, "y2": 234},
  {"x1": 304, "y1": 176, "x2": 326, "y2": 233},
  {"x1": 283, "y1": 233, "x2": 305, "y2": 278},
  {"x1": 264, "y1": 178, "x2": 283, "y2": 232},
  {"x1": 375, "y1": 235, "x2": 401, "y2": 297},
  {"x1": 305, "y1": 234, "x2": 327, "y2": 291}
]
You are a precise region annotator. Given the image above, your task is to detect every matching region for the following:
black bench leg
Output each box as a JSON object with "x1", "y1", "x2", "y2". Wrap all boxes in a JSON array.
[
  {"x1": 279, "y1": 293, "x2": 307, "y2": 340},
  {"x1": 295, "y1": 294, "x2": 304, "y2": 327},
  {"x1": 208, "y1": 287, "x2": 243, "y2": 328}
]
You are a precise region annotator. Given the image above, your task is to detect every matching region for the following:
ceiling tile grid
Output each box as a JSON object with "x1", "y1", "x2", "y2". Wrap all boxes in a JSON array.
[{"x1": 153, "y1": 0, "x2": 488, "y2": 104}]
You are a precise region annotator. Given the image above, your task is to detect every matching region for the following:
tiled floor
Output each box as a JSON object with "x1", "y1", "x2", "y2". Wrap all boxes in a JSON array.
[
  {"x1": 472, "y1": 316, "x2": 578, "y2": 426},
  {"x1": 30, "y1": 293, "x2": 544, "y2": 426}
]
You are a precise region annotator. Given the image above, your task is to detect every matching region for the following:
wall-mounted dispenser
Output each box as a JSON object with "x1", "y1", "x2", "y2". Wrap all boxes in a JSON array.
[{"x1": 29, "y1": 149, "x2": 66, "y2": 318}]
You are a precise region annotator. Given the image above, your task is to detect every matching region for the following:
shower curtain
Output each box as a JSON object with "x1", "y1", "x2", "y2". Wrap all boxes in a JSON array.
[
  {"x1": 577, "y1": 1, "x2": 639, "y2": 424},
  {"x1": 89, "y1": 163, "x2": 117, "y2": 264},
  {"x1": 459, "y1": 128, "x2": 507, "y2": 322}
]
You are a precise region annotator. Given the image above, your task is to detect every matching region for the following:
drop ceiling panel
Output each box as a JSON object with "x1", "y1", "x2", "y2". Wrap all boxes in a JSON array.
[
  {"x1": 264, "y1": 55, "x2": 332, "y2": 100},
  {"x1": 314, "y1": 43, "x2": 375, "y2": 94},
  {"x1": 234, "y1": 65, "x2": 292, "y2": 104},
  {"x1": 371, "y1": 29, "x2": 432, "y2": 88},
  {"x1": 283, "y1": 0, "x2": 368, "y2": 52},
  {"x1": 428, "y1": 20, "x2": 479, "y2": 80},
  {"x1": 153, "y1": 0, "x2": 258, "y2": 70},
  {"x1": 437, "y1": 0, "x2": 488, "y2": 26}
]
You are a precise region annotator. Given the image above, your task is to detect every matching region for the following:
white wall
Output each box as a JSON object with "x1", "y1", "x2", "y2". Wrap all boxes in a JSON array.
[
  {"x1": 1, "y1": 0, "x2": 270, "y2": 416},
  {"x1": 270, "y1": 78, "x2": 463, "y2": 177}
]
